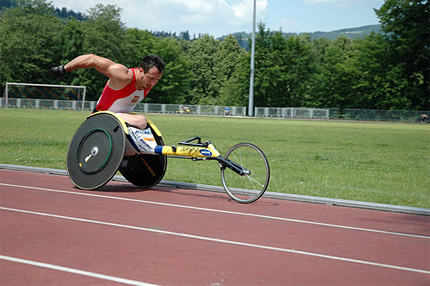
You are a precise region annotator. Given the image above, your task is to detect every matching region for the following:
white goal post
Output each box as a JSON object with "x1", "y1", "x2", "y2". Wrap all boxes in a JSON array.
[{"x1": 3, "y1": 82, "x2": 86, "y2": 111}]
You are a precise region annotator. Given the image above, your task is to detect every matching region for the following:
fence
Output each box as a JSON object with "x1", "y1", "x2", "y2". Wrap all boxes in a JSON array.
[
  {"x1": 254, "y1": 107, "x2": 330, "y2": 119},
  {"x1": 0, "y1": 98, "x2": 246, "y2": 117},
  {"x1": 1, "y1": 97, "x2": 428, "y2": 122},
  {"x1": 340, "y1": 109, "x2": 430, "y2": 123}
]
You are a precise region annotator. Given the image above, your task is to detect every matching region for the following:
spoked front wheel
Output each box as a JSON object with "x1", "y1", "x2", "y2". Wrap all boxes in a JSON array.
[{"x1": 220, "y1": 143, "x2": 270, "y2": 204}]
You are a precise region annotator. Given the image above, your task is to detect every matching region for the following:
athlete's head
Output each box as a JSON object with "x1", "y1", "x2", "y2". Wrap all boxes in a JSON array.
[
  {"x1": 140, "y1": 55, "x2": 165, "y2": 74},
  {"x1": 138, "y1": 55, "x2": 164, "y2": 90}
]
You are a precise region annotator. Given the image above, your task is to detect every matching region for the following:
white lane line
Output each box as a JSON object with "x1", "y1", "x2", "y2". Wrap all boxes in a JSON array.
[
  {"x1": 0, "y1": 255, "x2": 157, "y2": 286},
  {"x1": 1, "y1": 182, "x2": 428, "y2": 240},
  {"x1": 1, "y1": 207, "x2": 429, "y2": 275}
]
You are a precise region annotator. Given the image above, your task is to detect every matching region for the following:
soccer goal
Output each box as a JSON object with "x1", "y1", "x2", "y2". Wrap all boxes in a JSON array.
[{"x1": 3, "y1": 82, "x2": 86, "y2": 111}]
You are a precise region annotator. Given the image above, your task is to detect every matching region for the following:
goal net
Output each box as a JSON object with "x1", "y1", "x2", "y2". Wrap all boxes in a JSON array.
[{"x1": 3, "y1": 82, "x2": 86, "y2": 111}]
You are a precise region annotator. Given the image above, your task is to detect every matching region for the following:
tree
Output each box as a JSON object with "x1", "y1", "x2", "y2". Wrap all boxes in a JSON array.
[
  {"x1": 252, "y1": 24, "x2": 316, "y2": 107},
  {"x1": 375, "y1": 0, "x2": 430, "y2": 109},
  {"x1": 281, "y1": 34, "x2": 316, "y2": 107},
  {"x1": 0, "y1": 0, "x2": 62, "y2": 90},
  {"x1": 57, "y1": 18, "x2": 84, "y2": 87},
  {"x1": 351, "y1": 33, "x2": 411, "y2": 109},
  {"x1": 252, "y1": 23, "x2": 275, "y2": 107},
  {"x1": 123, "y1": 29, "x2": 191, "y2": 104},
  {"x1": 213, "y1": 35, "x2": 246, "y2": 105},
  {"x1": 122, "y1": 28, "x2": 156, "y2": 67},
  {"x1": 185, "y1": 35, "x2": 220, "y2": 104},
  {"x1": 150, "y1": 37, "x2": 192, "y2": 104},
  {"x1": 0, "y1": 0, "x2": 16, "y2": 9},
  {"x1": 218, "y1": 53, "x2": 250, "y2": 106},
  {"x1": 310, "y1": 37, "x2": 359, "y2": 109},
  {"x1": 79, "y1": 4, "x2": 127, "y2": 99}
]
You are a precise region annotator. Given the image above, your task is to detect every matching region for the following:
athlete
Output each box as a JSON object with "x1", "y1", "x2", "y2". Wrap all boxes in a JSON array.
[{"x1": 51, "y1": 54, "x2": 165, "y2": 154}]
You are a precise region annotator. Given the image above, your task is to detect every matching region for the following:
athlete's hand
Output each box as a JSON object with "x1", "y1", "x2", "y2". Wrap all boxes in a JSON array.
[{"x1": 50, "y1": 65, "x2": 68, "y2": 79}]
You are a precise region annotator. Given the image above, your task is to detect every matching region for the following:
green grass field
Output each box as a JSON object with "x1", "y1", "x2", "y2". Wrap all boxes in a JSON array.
[{"x1": 1, "y1": 108, "x2": 429, "y2": 208}]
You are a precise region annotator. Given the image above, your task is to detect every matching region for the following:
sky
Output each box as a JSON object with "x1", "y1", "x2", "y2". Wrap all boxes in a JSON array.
[{"x1": 49, "y1": 0, "x2": 385, "y2": 38}]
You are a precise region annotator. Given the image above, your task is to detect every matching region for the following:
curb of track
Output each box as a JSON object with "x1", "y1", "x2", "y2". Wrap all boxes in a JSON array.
[{"x1": 1, "y1": 163, "x2": 429, "y2": 216}]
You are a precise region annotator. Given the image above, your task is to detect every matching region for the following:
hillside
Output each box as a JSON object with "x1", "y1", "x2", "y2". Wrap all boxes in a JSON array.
[
  {"x1": 222, "y1": 24, "x2": 382, "y2": 49},
  {"x1": 308, "y1": 25, "x2": 381, "y2": 40}
]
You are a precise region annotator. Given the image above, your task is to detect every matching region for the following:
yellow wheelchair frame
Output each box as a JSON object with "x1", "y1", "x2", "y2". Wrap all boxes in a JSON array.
[{"x1": 67, "y1": 111, "x2": 270, "y2": 204}]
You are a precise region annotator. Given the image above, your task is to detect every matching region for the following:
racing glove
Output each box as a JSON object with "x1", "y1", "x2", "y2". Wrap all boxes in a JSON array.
[{"x1": 50, "y1": 65, "x2": 68, "y2": 79}]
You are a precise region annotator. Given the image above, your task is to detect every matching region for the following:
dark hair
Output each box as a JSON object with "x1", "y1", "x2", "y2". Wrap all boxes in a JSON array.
[{"x1": 140, "y1": 55, "x2": 165, "y2": 73}]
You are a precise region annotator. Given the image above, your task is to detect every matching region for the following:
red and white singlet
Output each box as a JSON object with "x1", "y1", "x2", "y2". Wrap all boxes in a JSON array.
[{"x1": 95, "y1": 68, "x2": 151, "y2": 113}]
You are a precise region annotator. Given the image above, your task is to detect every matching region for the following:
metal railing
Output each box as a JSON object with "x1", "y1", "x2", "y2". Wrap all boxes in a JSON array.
[
  {"x1": 0, "y1": 98, "x2": 246, "y2": 116},
  {"x1": 254, "y1": 107, "x2": 330, "y2": 119},
  {"x1": 340, "y1": 108, "x2": 430, "y2": 123},
  {"x1": 1, "y1": 97, "x2": 428, "y2": 122}
]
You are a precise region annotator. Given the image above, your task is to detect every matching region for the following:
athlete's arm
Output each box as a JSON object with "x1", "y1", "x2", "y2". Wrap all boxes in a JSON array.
[{"x1": 63, "y1": 54, "x2": 134, "y2": 89}]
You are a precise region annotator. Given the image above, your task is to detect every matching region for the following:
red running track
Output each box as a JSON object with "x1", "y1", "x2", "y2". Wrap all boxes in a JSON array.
[{"x1": 1, "y1": 169, "x2": 429, "y2": 285}]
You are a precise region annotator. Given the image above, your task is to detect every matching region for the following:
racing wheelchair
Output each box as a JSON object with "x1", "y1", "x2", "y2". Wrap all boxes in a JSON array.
[{"x1": 67, "y1": 111, "x2": 270, "y2": 203}]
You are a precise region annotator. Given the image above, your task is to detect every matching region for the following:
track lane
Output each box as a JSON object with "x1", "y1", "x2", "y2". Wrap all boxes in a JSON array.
[
  {"x1": 1, "y1": 169, "x2": 429, "y2": 285},
  {"x1": 1, "y1": 184, "x2": 429, "y2": 271},
  {"x1": 2, "y1": 208, "x2": 429, "y2": 285}
]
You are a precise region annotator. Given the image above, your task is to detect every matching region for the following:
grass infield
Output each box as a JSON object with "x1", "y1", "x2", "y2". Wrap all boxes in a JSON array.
[{"x1": 1, "y1": 108, "x2": 429, "y2": 208}]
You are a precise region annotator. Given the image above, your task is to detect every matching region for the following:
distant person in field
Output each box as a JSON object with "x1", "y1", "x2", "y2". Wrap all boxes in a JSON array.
[{"x1": 51, "y1": 54, "x2": 165, "y2": 155}]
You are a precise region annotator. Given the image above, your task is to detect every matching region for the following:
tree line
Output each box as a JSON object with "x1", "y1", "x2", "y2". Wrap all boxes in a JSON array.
[{"x1": 1, "y1": 0, "x2": 428, "y2": 110}]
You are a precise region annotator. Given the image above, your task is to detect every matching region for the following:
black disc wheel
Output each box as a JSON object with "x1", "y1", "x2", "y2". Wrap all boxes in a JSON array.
[
  {"x1": 118, "y1": 123, "x2": 167, "y2": 188},
  {"x1": 67, "y1": 113, "x2": 126, "y2": 190}
]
